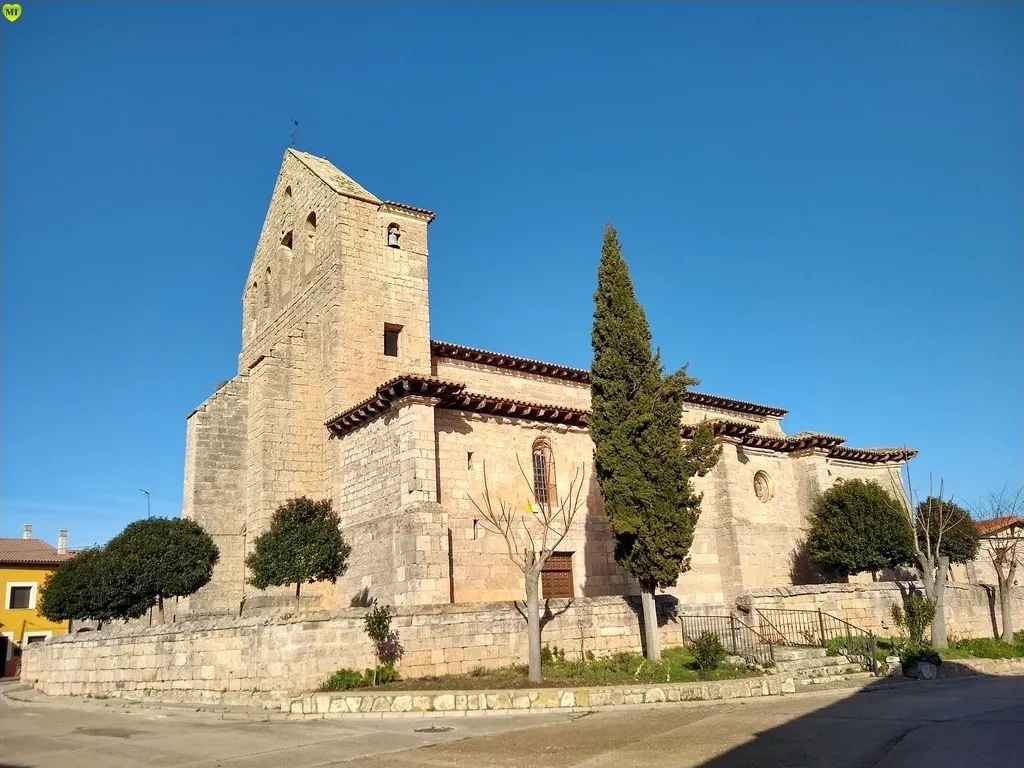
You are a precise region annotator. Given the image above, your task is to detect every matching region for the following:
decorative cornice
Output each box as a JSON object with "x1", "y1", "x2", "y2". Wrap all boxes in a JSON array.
[
  {"x1": 687, "y1": 422, "x2": 917, "y2": 464},
  {"x1": 441, "y1": 391, "x2": 589, "y2": 429},
  {"x1": 681, "y1": 420, "x2": 759, "y2": 440},
  {"x1": 326, "y1": 375, "x2": 589, "y2": 437},
  {"x1": 827, "y1": 446, "x2": 919, "y2": 464},
  {"x1": 431, "y1": 340, "x2": 590, "y2": 383},
  {"x1": 683, "y1": 391, "x2": 788, "y2": 418},
  {"x1": 326, "y1": 376, "x2": 464, "y2": 436},
  {"x1": 380, "y1": 201, "x2": 436, "y2": 223},
  {"x1": 326, "y1": 378, "x2": 915, "y2": 465},
  {"x1": 430, "y1": 340, "x2": 788, "y2": 417}
]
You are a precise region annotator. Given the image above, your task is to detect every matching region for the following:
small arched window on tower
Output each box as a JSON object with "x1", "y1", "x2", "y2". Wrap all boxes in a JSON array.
[
  {"x1": 387, "y1": 223, "x2": 401, "y2": 249},
  {"x1": 531, "y1": 438, "x2": 557, "y2": 508},
  {"x1": 284, "y1": 185, "x2": 292, "y2": 198},
  {"x1": 281, "y1": 230, "x2": 293, "y2": 249},
  {"x1": 247, "y1": 282, "x2": 257, "y2": 324},
  {"x1": 262, "y1": 267, "x2": 271, "y2": 309},
  {"x1": 304, "y1": 212, "x2": 317, "y2": 274}
]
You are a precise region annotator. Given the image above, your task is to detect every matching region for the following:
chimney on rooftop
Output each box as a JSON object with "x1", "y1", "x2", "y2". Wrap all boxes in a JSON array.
[
  {"x1": 58, "y1": 529, "x2": 68, "y2": 554},
  {"x1": 23, "y1": 524, "x2": 32, "y2": 540}
]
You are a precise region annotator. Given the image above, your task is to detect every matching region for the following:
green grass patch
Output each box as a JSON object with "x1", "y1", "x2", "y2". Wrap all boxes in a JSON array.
[
  {"x1": 324, "y1": 646, "x2": 754, "y2": 692},
  {"x1": 855, "y1": 635, "x2": 1024, "y2": 665},
  {"x1": 939, "y1": 637, "x2": 1024, "y2": 660}
]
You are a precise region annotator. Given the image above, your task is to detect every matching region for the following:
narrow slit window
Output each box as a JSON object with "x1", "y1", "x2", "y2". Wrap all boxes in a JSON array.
[
  {"x1": 531, "y1": 438, "x2": 557, "y2": 507},
  {"x1": 384, "y1": 324, "x2": 402, "y2": 357}
]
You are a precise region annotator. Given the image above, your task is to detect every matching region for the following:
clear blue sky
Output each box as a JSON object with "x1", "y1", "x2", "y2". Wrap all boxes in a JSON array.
[{"x1": 2, "y1": 2, "x2": 1021, "y2": 548}]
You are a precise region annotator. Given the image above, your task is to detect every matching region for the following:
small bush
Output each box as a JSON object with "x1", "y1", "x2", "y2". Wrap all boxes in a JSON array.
[
  {"x1": 540, "y1": 645, "x2": 566, "y2": 665},
  {"x1": 899, "y1": 644, "x2": 941, "y2": 669},
  {"x1": 1014, "y1": 630, "x2": 1024, "y2": 647},
  {"x1": 892, "y1": 594, "x2": 935, "y2": 644},
  {"x1": 364, "y1": 602, "x2": 403, "y2": 666},
  {"x1": 320, "y1": 668, "x2": 367, "y2": 692},
  {"x1": 692, "y1": 631, "x2": 727, "y2": 671},
  {"x1": 374, "y1": 664, "x2": 400, "y2": 684}
]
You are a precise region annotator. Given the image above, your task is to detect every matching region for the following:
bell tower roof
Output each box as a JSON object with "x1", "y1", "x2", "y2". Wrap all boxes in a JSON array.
[{"x1": 285, "y1": 148, "x2": 381, "y2": 205}]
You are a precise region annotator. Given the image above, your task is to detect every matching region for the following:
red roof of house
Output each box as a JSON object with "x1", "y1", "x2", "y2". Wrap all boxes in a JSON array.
[
  {"x1": 976, "y1": 516, "x2": 1023, "y2": 537},
  {"x1": 0, "y1": 538, "x2": 72, "y2": 566}
]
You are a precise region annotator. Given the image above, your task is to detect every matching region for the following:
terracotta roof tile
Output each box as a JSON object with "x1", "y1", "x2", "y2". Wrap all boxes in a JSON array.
[
  {"x1": 976, "y1": 516, "x2": 1023, "y2": 536},
  {"x1": 0, "y1": 538, "x2": 72, "y2": 566},
  {"x1": 380, "y1": 201, "x2": 436, "y2": 223},
  {"x1": 430, "y1": 340, "x2": 788, "y2": 417}
]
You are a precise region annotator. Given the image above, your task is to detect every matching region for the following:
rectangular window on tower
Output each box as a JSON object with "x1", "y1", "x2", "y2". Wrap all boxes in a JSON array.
[{"x1": 383, "y1": 324, "x2": 402, "y2": 357}]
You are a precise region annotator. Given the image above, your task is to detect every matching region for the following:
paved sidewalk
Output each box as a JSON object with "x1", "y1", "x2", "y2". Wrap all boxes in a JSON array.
[{"x1": 2, "y1": 675, "x2": 1020, "y2": 767}]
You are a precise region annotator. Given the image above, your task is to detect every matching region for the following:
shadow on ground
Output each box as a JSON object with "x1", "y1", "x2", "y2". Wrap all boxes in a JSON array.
[
  {"x1": 691, "y1": 671, "x2": 1024, "y2": 768},
  {"x1": 353, "y1": 671, "x2": 1024, "y2": 768}
]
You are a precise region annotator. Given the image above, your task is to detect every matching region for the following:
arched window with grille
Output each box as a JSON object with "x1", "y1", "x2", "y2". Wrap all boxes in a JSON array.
[{"x1": 531, "y1": 438, "x2": 557, "y2": 507}]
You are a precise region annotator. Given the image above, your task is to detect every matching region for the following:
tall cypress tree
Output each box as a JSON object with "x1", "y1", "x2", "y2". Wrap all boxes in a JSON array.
[{"x1": 591, "y1": 223, "x2": 720, "y2": 660}]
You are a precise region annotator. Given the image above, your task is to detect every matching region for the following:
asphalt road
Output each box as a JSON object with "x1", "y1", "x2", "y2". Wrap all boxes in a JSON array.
[{"x1": 2, "y1": 676, "x2": 1021, "y2": 768}]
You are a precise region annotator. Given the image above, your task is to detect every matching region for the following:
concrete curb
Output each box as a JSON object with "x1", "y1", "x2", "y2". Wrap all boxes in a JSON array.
[{"x1": 8, "y1": 670, "x2": 992, "y2": 723}]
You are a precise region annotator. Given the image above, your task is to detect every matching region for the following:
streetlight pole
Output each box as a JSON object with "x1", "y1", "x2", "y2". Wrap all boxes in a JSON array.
[{"x1": 140, "y1": 489, "x2": 151, "y2": 519}]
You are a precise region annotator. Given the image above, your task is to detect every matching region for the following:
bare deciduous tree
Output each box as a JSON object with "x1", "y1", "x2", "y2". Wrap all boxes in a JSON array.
[
  {"x1": 471, "y1": 458, "x2": 586, "y2": 683},
  {"x1": 972, "y1": 485, "x2": 1023, "y2": 643},
  {"x1": 887, "y1": 464, "x2": 962, "y2": 648}
]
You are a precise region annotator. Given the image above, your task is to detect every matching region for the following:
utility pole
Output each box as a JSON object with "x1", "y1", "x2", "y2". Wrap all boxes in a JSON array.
[{"x1": 140, "y1": 489, "x2": 151, "y2": 519}]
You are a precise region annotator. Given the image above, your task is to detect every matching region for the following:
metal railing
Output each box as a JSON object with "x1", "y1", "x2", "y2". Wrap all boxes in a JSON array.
[
  {"x1": 751, "y1": 608, "x2": 878, "y2": 674},
  {"x1": 680, "y1": 615, "x2": 775, "y2": 666}
]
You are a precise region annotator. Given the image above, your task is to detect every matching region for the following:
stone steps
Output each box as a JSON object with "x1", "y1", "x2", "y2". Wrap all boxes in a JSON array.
[
  {"x1": 773, "y1": 654, "x2": 849, "y2": 672},
  {"x1": 790, "y1": 662, "x2": 868, "y2": 678},
  {"x1": 771, "y1": 647, "x2": 829, "y2": 662},
  {"x1": 797, "y1": 671, "x2": 876, "y2": 686}
]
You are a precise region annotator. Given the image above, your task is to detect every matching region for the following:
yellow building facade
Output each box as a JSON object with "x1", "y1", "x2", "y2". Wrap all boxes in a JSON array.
[{"x1": 1, "y1": 530, "x2": 71, "y2": 677}]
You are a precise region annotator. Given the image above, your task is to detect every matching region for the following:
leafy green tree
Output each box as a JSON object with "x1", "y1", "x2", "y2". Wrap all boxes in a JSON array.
[
  {"x1": 246, "y1": 497, "x2": 351, "y2": 599},
  {"x1": 916, "y1": 496, "x2": 980, "y2": 565},
  {"x1": 106, "y1": 517, "x2": 220, "y2": 623},
  {"x1": 38, "y1": 547, "x2": 152, "y2": 627},
  {"x1": 805, "y1": 479, "x2": 916, "y2": 577},
  {"x1": 590, "y1": 223, "x2": 720, "y2": 661}
]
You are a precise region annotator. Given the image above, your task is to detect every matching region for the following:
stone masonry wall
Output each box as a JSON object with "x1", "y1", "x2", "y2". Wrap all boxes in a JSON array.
[
  {"x1": 182, "y1": 377, "x2": 249, "y2": 614},
  {"x1": 23, "y1": 596, "x2": 699, "y2": 704},
  {"x1": 333, "y1": 399, "x2": 450, "y2": 608},
  {"x1": 435, "y1": 409, "x2": 633, "y2": 603},
  {"x1": 738, "y1": 582, "x2": 1024, "y2": 640}
]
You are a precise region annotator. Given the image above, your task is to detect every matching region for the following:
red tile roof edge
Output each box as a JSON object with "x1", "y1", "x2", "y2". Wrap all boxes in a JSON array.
[{"x1": 430, "y1": 340, "x2": 789, "y2": 417}]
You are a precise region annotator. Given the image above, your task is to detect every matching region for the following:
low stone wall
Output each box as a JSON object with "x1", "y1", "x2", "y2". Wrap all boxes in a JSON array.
[
  {"x1": 936, "y1": 657, "x2": 1024, "y2": 678},
  {"x1": 22, "y1": 596, "x2": 722, "y2": 705},
  {"x1": 282, "y1": 675, "x2": 797, "y2": 718},
  {"x1": 737, "y1": 583, "x2": 1024, "y2": 640}
]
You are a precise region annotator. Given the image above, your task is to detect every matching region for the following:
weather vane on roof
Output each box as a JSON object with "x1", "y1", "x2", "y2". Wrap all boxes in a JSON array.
[{"x1": 290, "y1": 119, "x2": 300, "y2": 147}]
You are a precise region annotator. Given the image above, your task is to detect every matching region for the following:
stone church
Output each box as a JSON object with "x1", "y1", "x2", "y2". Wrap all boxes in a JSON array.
[{"x1": 182, "y1": 149, "x2": 917, "y2": 616}]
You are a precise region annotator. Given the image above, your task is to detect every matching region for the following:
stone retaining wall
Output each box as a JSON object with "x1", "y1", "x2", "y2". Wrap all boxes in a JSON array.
[
  {"x1": 738, "y1": 582, "x2": 1024, "y2": 640},
  {"x1": 23, "y1": 596, "x2": 720, "y2": 705},
  {"x1": 935, "y1": 657, "x2": 1024, "y2": 679},
  {"x1": 282, "y1": 675, "x2": 798, "y2": 718}
]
